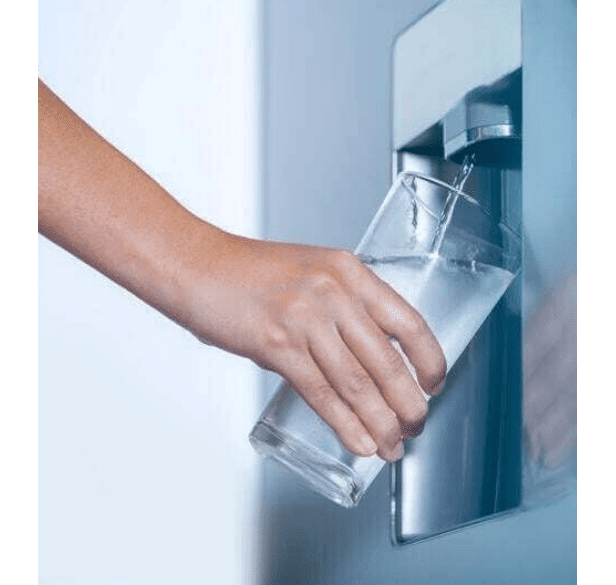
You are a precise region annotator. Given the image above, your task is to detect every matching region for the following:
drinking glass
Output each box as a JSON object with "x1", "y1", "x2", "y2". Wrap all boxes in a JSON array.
[{"x1": 249, "y1": 171, "x2": 521, "y2": 507}]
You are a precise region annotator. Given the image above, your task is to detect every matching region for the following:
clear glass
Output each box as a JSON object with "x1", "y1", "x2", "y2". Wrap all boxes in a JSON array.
[{"x1": 250, "y1": 171, "x2": 521, "y2": 507}]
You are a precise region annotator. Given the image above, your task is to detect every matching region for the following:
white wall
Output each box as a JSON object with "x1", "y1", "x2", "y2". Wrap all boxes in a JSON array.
[{"x1": 38, "y1": 2, "x2": 261, "y2": 584}]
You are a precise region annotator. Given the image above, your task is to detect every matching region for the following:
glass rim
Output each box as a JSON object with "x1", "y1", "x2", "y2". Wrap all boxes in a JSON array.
[{"x1": 395, "y1": 170, "x2": 522, "y2": 247}]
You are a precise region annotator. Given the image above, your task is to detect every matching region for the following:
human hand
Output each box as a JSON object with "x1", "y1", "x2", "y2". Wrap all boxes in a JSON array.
[
  {"x1": 38, "y1": 79, "x2": 444, "y2": 462},
  {"x1": 181, "y1": 234, "x2": 446, "y2": 461},
  {"x1": 524, "y1": 274, "x2": 577, "y2": 470}
]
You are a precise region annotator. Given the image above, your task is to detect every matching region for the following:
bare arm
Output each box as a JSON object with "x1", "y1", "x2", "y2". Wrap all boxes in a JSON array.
[
  {"x1": 39, "y1": 79, "x2": 446, "y2": 461},
  {"x1": 38, "y1": 79, "x2": 220, "y2": 330}
]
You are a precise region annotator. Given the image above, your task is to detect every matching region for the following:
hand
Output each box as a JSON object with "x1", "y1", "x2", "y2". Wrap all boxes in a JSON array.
[
  {"x1": 38, "y1": 79, "x2": 445, "y2": 463},
  {"x1": 524, "y1": 274, "x2": 577, "y2": 470},
  {"x1": 181, "y1": 234, "x2": 446, "y2": 461}
]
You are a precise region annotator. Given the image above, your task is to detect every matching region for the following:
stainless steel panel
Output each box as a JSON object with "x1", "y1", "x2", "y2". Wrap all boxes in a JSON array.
[{"x1": 390, "y1": 152, "x2": 522, "y2": 545}]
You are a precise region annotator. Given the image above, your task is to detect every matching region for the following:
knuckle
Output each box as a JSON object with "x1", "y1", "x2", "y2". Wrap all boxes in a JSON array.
[
  {"x1": 305, "y1": 269, "x2": 343, "y2": 299},
  {"x1": 381, "y1": 346, "x2": 409, "y2": 378},
  {"x1": 374, "y1": 409, "x2": 402, "y2": 443},
  {"x1": 283, "y1": 287, "x2": 311, "y2": 320},
  {"x1": 330, "y1": 249, "x2": 369, "y2": 281},
  {"x1": 331, "y1": 248, "x2": 359, "y2": 270},
  {"x1": 308, "y1": 381, "x2": 337, "y2": 408},
  {"x1": 402, "y1": 312, "x2": 431, "y2": 338},
  {"x1": 344, "y1": 369, "x2": 374, "y2": 399},
  {"x1": 260, "y1": 323, "x2": 291, "y2": 353}
]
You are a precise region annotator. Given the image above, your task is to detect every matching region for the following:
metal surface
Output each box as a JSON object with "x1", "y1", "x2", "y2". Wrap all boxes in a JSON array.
[
  {"x1": 445, "y1": 124, "x2": 519, "y2": 164},
  {"x1": 443, "y1": 79, "x2": 522, "y2": 167},
  {"x1": 390, "y1": 12, "x2": 526, "y2": 543},
  {"x1": 389, "y1": 151, "x2": 522, "y2": 545},
  {"x1": 257, "y1": 0, "x2": 576, "y2": 581},
  {"x1": 390, "y1": 0, "x2": 576, "y2": 548},
  {"x1": 392, "y1": 0, "x2": 522, "y2": 151}
]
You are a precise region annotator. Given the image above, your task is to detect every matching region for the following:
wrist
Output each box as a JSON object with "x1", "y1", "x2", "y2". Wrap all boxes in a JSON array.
[
  {"x1": 172, "y1": 225, "x2": 269, "y2": 357},
  {"x1": 155, "y1": 213, "x2": 233, "y2": 334}
]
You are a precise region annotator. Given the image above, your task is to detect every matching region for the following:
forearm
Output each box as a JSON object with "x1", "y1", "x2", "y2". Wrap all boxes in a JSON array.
[{"x1": 38, "y1": 79, "x2": 225, "y2": 329}]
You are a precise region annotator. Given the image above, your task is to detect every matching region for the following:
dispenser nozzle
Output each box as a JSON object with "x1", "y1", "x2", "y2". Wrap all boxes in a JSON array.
[{"x1": 443, "y1": 86, "x2": 521, "y2": 168}]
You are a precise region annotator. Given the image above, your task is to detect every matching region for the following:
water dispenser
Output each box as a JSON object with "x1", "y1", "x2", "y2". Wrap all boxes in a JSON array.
[{"x1": 389, "y1": 0, "x2": 575, "y2": 545}]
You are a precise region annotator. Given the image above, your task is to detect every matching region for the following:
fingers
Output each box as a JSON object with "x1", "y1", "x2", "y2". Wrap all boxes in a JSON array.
[
  {"x1": 278, "y1": 357, "x2": 380, "y2": 459},
  {"x1": 259, "y1": 250, "x2": 447, "y2": 461},
  {"x1": 333, "y1": 311, "x2": 429, "y2": 440},
  {"x1": 307, "y1": 323, "x2": 410, "y2": 461},
  {"x1": 361, "y1": 270, "x2": 447, "y2": 396}
]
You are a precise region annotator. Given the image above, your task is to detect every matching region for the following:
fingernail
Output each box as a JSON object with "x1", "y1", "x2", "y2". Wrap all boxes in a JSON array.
[{"x1": 360, "y1": 434, "x2": 378, "y2": 456}]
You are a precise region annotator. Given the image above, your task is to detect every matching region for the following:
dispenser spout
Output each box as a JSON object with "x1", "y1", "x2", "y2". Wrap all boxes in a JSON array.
[{"x1": 443, "y1": 78, "x2": 521, "y2": 168}]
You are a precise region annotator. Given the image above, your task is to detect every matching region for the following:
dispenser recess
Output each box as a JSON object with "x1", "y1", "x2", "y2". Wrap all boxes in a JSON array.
[{"x1": 390, "y1": 0, "x2": 576, "y2": 546}]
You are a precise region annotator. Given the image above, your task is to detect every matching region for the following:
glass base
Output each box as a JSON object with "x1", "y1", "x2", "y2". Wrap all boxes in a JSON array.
[{"x1": 249, "y1": 420, "x2": 366, "y2": 508}]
